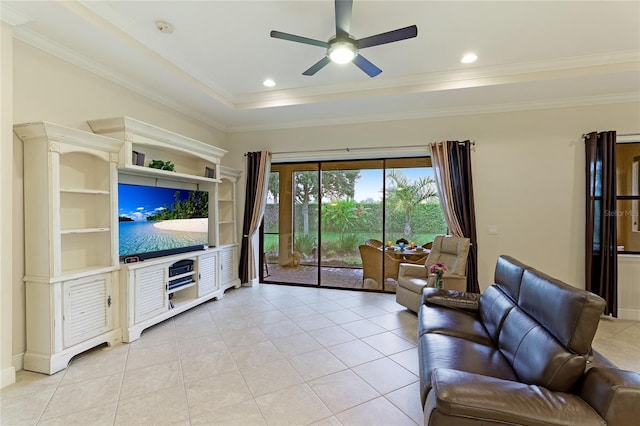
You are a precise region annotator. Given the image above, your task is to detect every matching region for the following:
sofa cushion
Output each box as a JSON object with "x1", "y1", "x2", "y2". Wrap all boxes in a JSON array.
[
  {"x1": 518, "y1": 269, "x2": 605, "y2": 355},
  {"x1": 418, "y1": 304, "x2": 492, "y2": 346},
  {"x1": 499, "y1": 307, "x2": 589, "y2": 392},
  {"x1": 426, "y1": 368, "x2": 606, "y2": 426},
  {"x1": 418, "y1": 333, "x2": 517, "y2": 405}
]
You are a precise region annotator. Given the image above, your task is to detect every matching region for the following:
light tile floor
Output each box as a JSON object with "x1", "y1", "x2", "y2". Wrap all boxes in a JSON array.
[{"x1": 1, "y1": 284, "x2": 639, "y2": 426}]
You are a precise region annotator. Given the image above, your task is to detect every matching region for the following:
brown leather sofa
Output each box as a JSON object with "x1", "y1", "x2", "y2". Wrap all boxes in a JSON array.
[{"x1": 418, "y1": 255, "x2": 640, "y2": 425}]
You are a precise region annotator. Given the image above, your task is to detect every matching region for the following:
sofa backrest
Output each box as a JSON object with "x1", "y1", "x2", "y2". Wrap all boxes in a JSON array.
[
  {"x1": 518, "y1": 269, "x2": 605, "y2": 355},
  {"x1": 496, "y1": 268, "x2": 606, "y2": 391},
  {"x1": 493, "y1": 255, "x2": 530, "y2": 302},
  {"x1": 479, "y1": 286, "x2": 516, "y2": 343}
]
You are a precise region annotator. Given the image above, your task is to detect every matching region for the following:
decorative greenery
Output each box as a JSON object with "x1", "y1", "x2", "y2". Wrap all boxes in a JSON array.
[
  {"x1": 337, "y1": 233, "x2": 359, "y2": 253},
  {"x1": 294, "y1": 233, "x2": 317, "y2": 257},
  {"x1": 342, "y1": 256, "x2": 362, "y2": 266},
  {"x1": 321, "y1": 199, "x2": 369, "y2": 234},
  {"x1": 148, "y1": 159, "x2": 175, "y2": 171},
  {"x1": 386, "y1": 170, "x2": 438, "y2": 237}
]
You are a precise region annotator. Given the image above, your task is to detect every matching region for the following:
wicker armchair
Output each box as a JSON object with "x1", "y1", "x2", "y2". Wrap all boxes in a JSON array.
[
  {"x1": 358, "y1": 244, "x2": 402, "y2": 289},
  {"x1": 364, "y1": 239, "x2": 384, "y2": 248}
]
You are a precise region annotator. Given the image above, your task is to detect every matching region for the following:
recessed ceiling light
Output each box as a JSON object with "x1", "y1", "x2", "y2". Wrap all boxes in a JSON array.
[
  {"x1": 461, "y1": 53, "x2": 478, "y2": 64},
  {"x1": 263, "y1": 79, "x2": 276, "y2": 87}
]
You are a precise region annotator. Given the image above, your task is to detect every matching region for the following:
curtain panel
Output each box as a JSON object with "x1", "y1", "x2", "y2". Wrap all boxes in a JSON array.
[
  {"x1": 585, "y1": 131, "x2": 617, "y2": 316},
  {"x1": 239, "y1": 151, "x2": 271, "y2": 283},
  {"x1": 430, "y1": 141, "x2": 480, "y2": 293}
]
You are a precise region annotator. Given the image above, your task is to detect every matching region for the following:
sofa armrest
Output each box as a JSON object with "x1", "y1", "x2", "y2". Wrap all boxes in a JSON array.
[
  {"x1": 398, "y1": 263, "x2": 426, "y2": 278},
  {"x1": 579, "y1": 366, "x2": 640, "y2": 426},
  {"x1": 426, "y1": 368, "x2": 605, "y2": 426},
  {"x1": 423, "y1": 288, "x2": 480, "y2": 312}
]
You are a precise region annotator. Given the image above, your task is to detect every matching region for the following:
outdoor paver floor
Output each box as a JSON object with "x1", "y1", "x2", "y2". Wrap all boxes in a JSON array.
[{"x1": 263, "y1": 263, "x2": 397, "y2": 293}]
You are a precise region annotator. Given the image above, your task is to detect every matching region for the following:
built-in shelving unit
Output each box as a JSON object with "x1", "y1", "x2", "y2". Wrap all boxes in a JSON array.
[
  {"x1": 14, "y1": 122, "x2": 123, "y2": 374},
  {"x1": 88, "y1": 116, "x2": 225, "y2": 185},
  {"x1": 88, "y1": 117, "x2": 242, "y2": 342},
  {"x1": 16, "y1": 117, "x2": 244, "y2": 371}
]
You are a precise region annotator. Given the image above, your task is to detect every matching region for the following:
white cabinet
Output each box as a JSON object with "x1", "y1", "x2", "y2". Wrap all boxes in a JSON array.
[
  {"x1": 120, "y1": 250, "x2": 225, "y2": 342},
  {"x1": 198, "y1": 252, "x2": 218, "y2": 297},
  {"x1": 220, "y1": 246, "x2": 240, "y2": 290},
  {"x1": 15, "y1": 122, "x2": 123, "y2": 375},
  {"x1": 63, "y1": 274, "x2": 114, "y2": 348},
  {"x1": 134, "y1": 268, "x2": 167, "y2": 323}
]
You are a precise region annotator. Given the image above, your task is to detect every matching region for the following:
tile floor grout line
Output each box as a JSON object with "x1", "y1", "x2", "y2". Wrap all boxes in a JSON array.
[{"x1": 110, "y1": 332, "x2": 133, "y2": 425}]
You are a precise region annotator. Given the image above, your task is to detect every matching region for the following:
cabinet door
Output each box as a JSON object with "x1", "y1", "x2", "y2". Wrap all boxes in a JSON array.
[
  {"x1": 198, "y1": 253, "x2": 218, "y2": 297},
  {"x1": 63, "y1": 274, "x2": 113, "y2": 348},
  {"x1": 134, "y1": 268, "x2": 167, "y2": 323},
  {"x1": 220, "y1": 248, "x2": 236, "y2": 285}
]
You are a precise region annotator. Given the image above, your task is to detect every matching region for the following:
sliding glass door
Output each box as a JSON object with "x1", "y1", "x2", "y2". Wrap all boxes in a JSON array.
[{"x1": 260, "y1": 157, "x2": 446, "y2": 292}]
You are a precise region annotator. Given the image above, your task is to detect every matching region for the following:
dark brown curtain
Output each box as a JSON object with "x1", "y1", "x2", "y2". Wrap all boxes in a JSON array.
[
  {"x1": 239, "y1": 151, "x2": 271, "y2": 283},
  {"x1": 431, "y1": 141, "x2": 480, "y2": 293},
  {"x1": 585, "y1": 131, "x2": 617, "y2": 316}
]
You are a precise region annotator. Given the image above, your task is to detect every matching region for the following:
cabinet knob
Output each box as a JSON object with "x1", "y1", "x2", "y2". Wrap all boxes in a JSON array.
[{"x1": 107, "y1": 295, "x2": 112, "y2": 307}]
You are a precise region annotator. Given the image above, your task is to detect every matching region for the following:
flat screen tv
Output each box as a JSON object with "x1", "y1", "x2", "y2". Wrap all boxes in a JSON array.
[{"x1": 118, "y1": 183, "x2": 209, "y2": 260}]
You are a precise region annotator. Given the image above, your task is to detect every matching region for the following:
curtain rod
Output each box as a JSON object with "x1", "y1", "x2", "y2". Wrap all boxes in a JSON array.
[
  {"x1": 245, "y1": 141, "x2": 475, "y2": 156},
  {"x1": 582, "y1": 132, "x2": 640, "y2": 139}
]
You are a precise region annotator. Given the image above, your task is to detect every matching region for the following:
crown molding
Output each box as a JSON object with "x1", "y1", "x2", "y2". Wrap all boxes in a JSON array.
[
  {"x1": 0, "y1": 3, "x2": 30, "y2": 26},
  {"x1": 233, "y1": 51, "x2": 640, "y2": 106},
  {"x1": 227, "y1": 92, "x2": 640, "y2": 133}
]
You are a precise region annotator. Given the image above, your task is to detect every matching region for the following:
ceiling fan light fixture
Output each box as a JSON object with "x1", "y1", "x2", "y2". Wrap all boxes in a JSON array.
[{"x1": 328, "y1": 41, "x2": 356, "y2": 64}]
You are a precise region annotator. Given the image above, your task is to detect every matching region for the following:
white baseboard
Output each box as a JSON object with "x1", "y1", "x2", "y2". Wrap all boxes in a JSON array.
[
  {"x1": 618, "y1": 308, "x2": 640, "y2": 321},
  {"x1": 0, "y1": 365, "x2": 16, "y2": 389},
  {"x1": 243, "y1": 278, "x2": 258, "y2": 287},
  {"x1": 13, "y1": 352, "x2": 24, "y2": 371}
]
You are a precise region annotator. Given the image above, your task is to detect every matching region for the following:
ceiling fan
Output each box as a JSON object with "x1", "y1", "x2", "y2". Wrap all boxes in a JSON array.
[{"x1": 270, "y1": 0, "x2": 418, "y2": 78}]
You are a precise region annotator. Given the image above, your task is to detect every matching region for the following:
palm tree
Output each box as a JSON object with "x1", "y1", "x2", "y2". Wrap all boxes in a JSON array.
[{"x1": 386, "y1": 170, "x2": 438, "y2": 237}]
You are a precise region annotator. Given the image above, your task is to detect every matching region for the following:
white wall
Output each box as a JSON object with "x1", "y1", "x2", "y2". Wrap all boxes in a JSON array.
[
  {"x1": 1, "y1": 21, "x2": 16, "y2": 388},
  {"x1": 227, "y1": 103, "x2": 640, "y2": 319}
]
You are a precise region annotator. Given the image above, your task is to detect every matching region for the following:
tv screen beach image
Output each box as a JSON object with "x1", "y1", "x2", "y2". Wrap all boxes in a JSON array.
[{"x1": 118, "y1": 184, "x2": 208, "y2": 257}]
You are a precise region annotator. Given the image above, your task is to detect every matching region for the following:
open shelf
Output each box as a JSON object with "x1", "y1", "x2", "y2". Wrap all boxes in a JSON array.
[
  {"x1": 167, "y1": 280, "x2": 196, "y2": 294},
  {"x1": 119, "y1": 164, "x2": 221, "y2": 184}
]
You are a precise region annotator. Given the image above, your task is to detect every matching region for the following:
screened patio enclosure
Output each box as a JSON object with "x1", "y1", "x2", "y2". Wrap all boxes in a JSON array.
[{"x1": 260, "y1": 158, "x2": 447, "y2": 293}]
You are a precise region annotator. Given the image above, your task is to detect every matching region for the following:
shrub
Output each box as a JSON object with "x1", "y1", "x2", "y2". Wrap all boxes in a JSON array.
[{"x1": 294, "y1": 233, "x2": 317, "y2": 256}]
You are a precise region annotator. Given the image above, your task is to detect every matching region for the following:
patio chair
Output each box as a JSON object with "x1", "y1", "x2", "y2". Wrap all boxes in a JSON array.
[
  {"x1": 364, "y1": 239, "x2": 384, "y2": 248},
  {"x1": 358, "y1": 244, "x2": 402, "y2": 288}
]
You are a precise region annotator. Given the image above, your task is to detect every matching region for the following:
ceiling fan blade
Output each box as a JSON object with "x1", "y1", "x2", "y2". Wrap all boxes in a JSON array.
[
  {"x1": 335, "y1": 0, "x2": 353, "y2": 38},
  {"x1": 357, "y1": 25, "x2": 418, "y2": 49},
  {"x1": 270, "y1": 30, "x2": 329, "y2": 48},
  {"x1": 303, "y1": 56, "x2": 332, "y2": 76},
  {"x1": 353, "y1": 54, "x2": 382, "y2": 77}
]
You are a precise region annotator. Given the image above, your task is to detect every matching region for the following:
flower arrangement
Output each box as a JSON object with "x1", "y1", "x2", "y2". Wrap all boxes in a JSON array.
[{"x1": 429, "y1": 262, "x2": 448, "y2": 289}]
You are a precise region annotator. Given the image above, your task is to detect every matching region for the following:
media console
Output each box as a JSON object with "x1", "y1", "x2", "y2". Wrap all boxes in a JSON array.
[
  {"x1": 120, "y1": 248, "x2": 238, "y2": 342},
  {"x1": 16, "y1": 118, "x2": 242, "y2": 373}
]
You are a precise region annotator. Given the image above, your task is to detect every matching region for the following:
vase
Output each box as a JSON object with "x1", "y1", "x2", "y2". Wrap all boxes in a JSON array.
[{"x1": 436, "y1": 274, "x2": 444, "y2": 289}]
